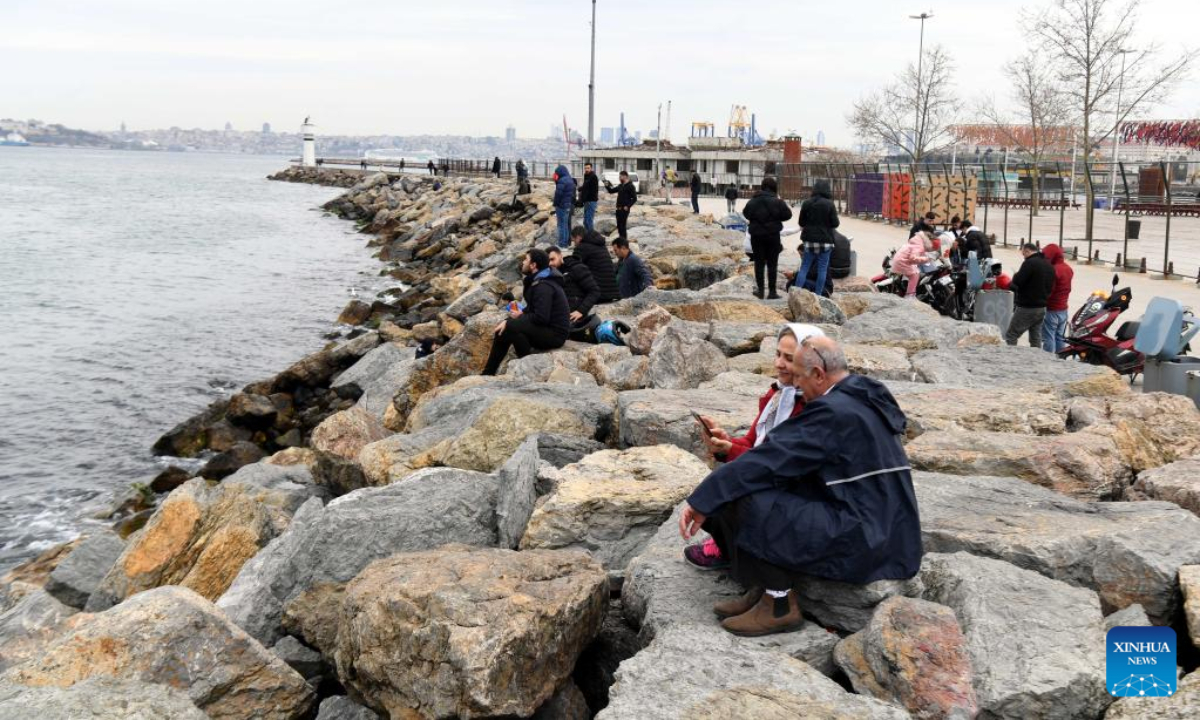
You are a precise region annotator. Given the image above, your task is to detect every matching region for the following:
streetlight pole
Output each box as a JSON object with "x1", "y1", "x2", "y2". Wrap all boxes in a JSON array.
[
  {"x1": 1107, "y1": 48, "x2": 1133, "y2": 211},
  {"x1": 909, "y1": 11, "x2": 933, "y2": 162},
  {"x1": 588, "y1": 0, "x2": 596, "y2": 148}
]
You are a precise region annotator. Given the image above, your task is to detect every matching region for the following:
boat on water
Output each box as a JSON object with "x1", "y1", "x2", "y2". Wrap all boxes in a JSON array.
[{"x1": 1, "y1": 132, "x2": 30, "y2": 146}]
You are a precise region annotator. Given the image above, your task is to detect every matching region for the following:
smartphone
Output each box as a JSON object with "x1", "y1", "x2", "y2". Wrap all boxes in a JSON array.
[{"x1": 690, "y1": 411, "x2": 713, "y2": 436}]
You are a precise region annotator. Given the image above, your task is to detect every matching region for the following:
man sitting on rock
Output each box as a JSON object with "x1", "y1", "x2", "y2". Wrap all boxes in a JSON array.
[
  {"x1": 481, "y1": 249, "x2": 571, "y2": 375},
  {"x1": 679, "y1": 336, "x2": 923, "y2": 637},
  {"x1": 546, "y1": 245, "x2": 600, "y2": 330},
  {"x1": 686, "y1": 324, "x2": 826, "y2": 572}
]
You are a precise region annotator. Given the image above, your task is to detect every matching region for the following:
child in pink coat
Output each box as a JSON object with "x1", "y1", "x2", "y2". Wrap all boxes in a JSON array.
[{"x1": 891, "y1": 231, "x2": 932, "y2": 298}]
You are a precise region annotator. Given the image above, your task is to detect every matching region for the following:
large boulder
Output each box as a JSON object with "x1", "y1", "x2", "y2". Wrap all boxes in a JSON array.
[
  {"x1": 597, "y1": 625, "x2": 909, "y2": 720},
  {"x1": 841, "y1": 305, "x2": 1002, "y2": 352},
  {"x1": 0, "y1": 590, "x2": 83, "y2": 673},
  {"x1": 295, "y1": 547, "x2": 608, "y2": 720},
  {"x1": 87, "y1": 464, "x2": 319, "y2": 611},
  {"x1": 356, "y1": 425, "x2": 453, "y2": 486},
  {"x1": 905, "y1": 427, "x2": 1130, "y2": 501},
  {"x1": 520, "y1": 446, "x2": 709, "y2": 571},
  {"x1": 647, "y1": 325, "x2": 730, "y2": 389},
  {"x1": 705, "y1": 322, "x2": 782, "y2": 357},
  {"x1": 915, "y1": 472, "x2": 1200, "y2": 624},
  {"x1": 310, "y1": 406, "x2": 391, "y2": 461},
  {"x1": 331, "y1": 342, "x2": 417, "y2": 420},
  {"x1": 217, "y1": 467, "x2": 499, "y2": 646},
  {"x1": 443, "y1": 283, "x2": 499, "y2": 321},
  {"x1": 617, "y1": 371, "x2": 766, "y2": 459},
  {"x1": 920, "y1": 552, "x2": 1110, "y2": 720},
  {"x1": 834, "y1": 596, "x2": 978, "y2": 719},
  {"x1": 1181, "y1": 565, "x2": 1200, "y2": 651},
  {"x1": 493, "y1": 433, "x2": 604, "y2": 550},
  {"x1": 842, "y1": 344, "x2": 914, "y2": 382},
  {"x1": 666, "y1": 299, "x2": 788, "y2": 325},
  {"x1": 1083, "y1": 393, "x2": 1200, "y2": 474},
  {"x1": 787, "y1": 288, "x2": 846, "y2": 325},
  {"x1": 897, "y1": 386, "x2": 1067, "y2": 437},
  {"x1": 910, "y1": 345, "x2": 1115, "y2": 390},
  {"x1": 0, "y1": 677, "x2": 208, "y2": 719},
  {"x1": 42, "y1": 531, "x2": 124, "y2": 610},
  {"x1": 624, "y1": 306, "x2": 673, "y2": 356},
  {"x1": 4, "y1": 586, "x2": 314, "y2": 719},
  {"x1": 1127, "y1": 457, "x2": 1200, "y2": 515},
  {"x1": 316, "y1": 695, "x2": 381, "y2": 720},
  {"x1": 0, "y1": 541, "x2": 80, "y2": 613}
]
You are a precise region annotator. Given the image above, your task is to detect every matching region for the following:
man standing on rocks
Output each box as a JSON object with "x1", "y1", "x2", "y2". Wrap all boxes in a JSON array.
[
  {"x1": 571, "y1": 227, "x2": 620, "y2": 303},
  {"x1": 690, "y1": 171, "x2": 702, "y2": 214},
  {"x1": 679, "y1": 336, "x2": 923, "y2": 637},
  {"x1": 1005, "y1": 243, "x2": 1056, "y2": 347},
  {"x1": 427, "y1": 160, "x2": 436, "y2": 176},
  {"x1": 612, "y1": 237, "x2": 653, "y2": 298},
  {"x1": 579, "y1": 163, "x2": 600, "y2": 232},
  {"x1": 482, "y1": 249, "x2": 570, "y2": 375},
  {"x1": 553, "y1": 164, "x2": 577, "y2": 249},
  {"x1": 605, "y1": 170, "x2": 637, "y2": 241},
  {"x1": 724, "y1": 184, "x2": 739, "y2": 214},
  {"x1": 743, "y1": 177, "x2": 792, "y2": 299},
  {"x1": 1041, "y1": 244, "x2": 1074, "y2": 353}
]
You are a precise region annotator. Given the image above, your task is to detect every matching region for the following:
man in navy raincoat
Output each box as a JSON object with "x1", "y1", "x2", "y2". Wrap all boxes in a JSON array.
[{"x1": 680, "y1": 336, "x2": 922, "y2": 637}]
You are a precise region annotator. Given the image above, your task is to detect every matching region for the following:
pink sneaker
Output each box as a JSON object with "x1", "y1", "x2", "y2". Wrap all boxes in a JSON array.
[{"x1": 683, "y1": 537, "x2": 729, "y2": 571}]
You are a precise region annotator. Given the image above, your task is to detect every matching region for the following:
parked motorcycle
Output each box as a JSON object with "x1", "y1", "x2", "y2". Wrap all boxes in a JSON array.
[
  {"x1": 1057, "y1": 274, "x2": 1142, "y2": 376},
  {"x1": 872, "y1": 251, "x2": 962, "y2": 318}
]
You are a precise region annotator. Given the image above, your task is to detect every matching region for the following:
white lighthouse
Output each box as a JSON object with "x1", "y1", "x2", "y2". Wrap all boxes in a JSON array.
[{"x1": 301, "y1": 117, "x2": 316, "y2": 167}]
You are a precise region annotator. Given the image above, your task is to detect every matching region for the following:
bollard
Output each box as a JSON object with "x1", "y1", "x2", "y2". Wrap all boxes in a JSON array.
[
  {"x1": 1139, "y1": 257, "x2": 1147, "y2": 274},
  {"x1": 1093, "y1": 250, "x2": 1101, "y2": 264},
  {"x1": 1071, "y1": 246, "x2": 1079, "y2": 261},
  {"x1": 1116, "y1": 253, "x2": 1123, "y2": 268},
  {"x1": 1166, "y1": 261, "x2": 1174, "y2": 278}
]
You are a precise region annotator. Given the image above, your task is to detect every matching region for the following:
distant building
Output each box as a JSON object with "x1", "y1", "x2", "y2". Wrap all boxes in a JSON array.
[
  {"x1": 817, "y1": 130, "x2": 826, "y2": 146},
  {"x1": 549, "y1": 124, "x2": 560, "y2": 140},
  {"x1": 224, "y1": 121, "x2": 233, "y2": 132},
  {"x1": 505, "y1": 125, "x2": 517, "y2": 142},
  {"x1": 600, "y1": 127, "x2": 615, "y2": 145},
  {"x1": 635, "y1": 131, "x2": 642, "y2": 142},
  {"x1": 119, "y1": 121, "x2": 127, "y2": 135},
  {"x1": 648, "y1": 129, "x2": 659, "y2": 139},
  {"x1": 262, "y1": 122, "x2": 272, "y2": 134}
]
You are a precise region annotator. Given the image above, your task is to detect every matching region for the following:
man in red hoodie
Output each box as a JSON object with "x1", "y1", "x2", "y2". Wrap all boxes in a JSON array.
[{"x1": 1041, "y1": 244, "x2": 1074, "y2": 353}]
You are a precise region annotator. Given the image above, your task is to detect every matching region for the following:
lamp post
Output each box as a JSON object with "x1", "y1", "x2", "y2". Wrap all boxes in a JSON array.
[
  {"x1": 1108, "y1": 48, "x2": 1134, "y2": 211},
  {"x1": 908, "y1": 11, "x2": 934, "y2": 162},
  {"x1": 588, "y1": 0, "x2": 596, "y2": 148}
]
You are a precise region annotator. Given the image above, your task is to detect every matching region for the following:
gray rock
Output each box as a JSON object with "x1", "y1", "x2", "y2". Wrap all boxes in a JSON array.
[
  {"x1": 332, "y1": 342, "x2": 417, "y2": 420},
  {"x1": 532, "y1": 679, "x2": 590, "y2": 720},
  {"x1": 706, "y1": 321, "x2": 782, "y2": 356},
  {"x1": 217, "y1": 467, "x2": 499, "y2": 646},
  {"x1": 222, "y1": 460, "x2": 327, "y2": 515},
  {"x1": 842, "y1": 305, "x2": 1003, "y2": 350},
  {"x1": 647, "y1": 325, "x2": 730, "y2": 389},
  {"x1": 1105, "y1": 668, "x2": 1200, "y2": 719},
  {"x1": 315, "y1": 696, "x2": 381, "y2": 720},
  {"x1": 623, "y1": 504, "x2": 840, "y2": 675},
  {"x1": 676, "y1": 260, "x2": 733, "y2": 291},
  {"x1": 920, "y1": 552, "x2": 1110, "y2": 720},
  {"x1": 787, "y1": 288, "x2": 847, "y2": 325},
  {"x1": 696, "y1": 273, "x2": 757, "y2": 297},
  {"x1": 272, "y1": 635, "x2": 326, "y2": 684},
  {"x1": 1127, "y1": 457, "x2": 1200, "y2": 516},
  {"x1": 913, "y1": 472, "x2": 1200, "y2": 624},
  {"x1": 596, "y1": 624, "x2": 910, "y2": 720},
  {"x1": 0, "y1": 677, "x2": 208, "y2": 719},
  {"x1": 1104, "y1": 603, "x2": 1152, "y2": 631},
  {"x1": 496, "y1": 435, "x2": 544, "y2": 549},
  {"x1": 617, "y1": 372, "x2": 765, "y2": 459},
  {"x1": 911, "y1": 345, "x2": 1111, "y2": 389},
  {"x1": 504, "y1": 351, "x2": 580, "y2": 383},
  {"x1": 444, "y1": 283, "x2": 499, "y2": 321},
  {"x1": 0, "y1": 589, "x2": 80, "y2": 672},
  {"x1": 533, "y1": 433, "x2": 606, "y2": 469},
  {"x1": 43, "y1": 531, "x2": 125, "y2": 609},
  {"x1": 792, "y1": 574, "x2": 925, "y2": 633}
]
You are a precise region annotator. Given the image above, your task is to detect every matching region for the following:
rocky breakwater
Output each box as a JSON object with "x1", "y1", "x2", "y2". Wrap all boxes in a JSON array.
[{"x1": 5, "y1": 168, "x2": 1200, "y2": 718}]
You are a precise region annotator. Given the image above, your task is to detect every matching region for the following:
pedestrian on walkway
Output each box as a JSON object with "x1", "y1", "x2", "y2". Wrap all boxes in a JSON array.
[
  {"x1": 1005, "y1": 243, "x2": 1056, "y2": 347},
  {"x1": 725, "y1": 185, "x2": 739, "y2": 214},
  {"x1": 492, "y1": 156, "x2": 502, "y2": 178},
  {"x1": 605, "y1": 171, "x2": 637, "y2": 241},
  {"x1": 579, "y1": 163, "x2": 600, "y2": 232},
  {"x1": 797, "y1": 179, "x2": 840, "y2": 299},
  {"x1": 743, "y1": 177, "x2": 792, "y2": 299},
  {"x1": 1041, "y1": 244, "x2": 1074, "y2": 353},
  {"x1": 553, "y1": 164, "x2": 578, "y2": 249},
  {"x1": 690, "y1": 172, "x2": 702, "y2": 214},
  {"x1": 427, "y1": 160, "x2": 436, "y2": 176}
]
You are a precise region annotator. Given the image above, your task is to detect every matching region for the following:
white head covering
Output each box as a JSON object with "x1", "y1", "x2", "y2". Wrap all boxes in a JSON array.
[{"x1": 753, "y1": 324, "x2": 826, "y2": 446}]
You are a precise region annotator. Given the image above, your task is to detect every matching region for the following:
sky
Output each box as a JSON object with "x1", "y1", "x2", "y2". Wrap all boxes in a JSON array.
[{"x1": 2, "y1": 0, "x2": 1197, "y2": 147}]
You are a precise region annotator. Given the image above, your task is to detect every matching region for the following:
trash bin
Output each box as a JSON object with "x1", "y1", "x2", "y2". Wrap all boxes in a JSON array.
[{"x1": 1126, "y1": 217, "x2": 1142, "y2": 240}]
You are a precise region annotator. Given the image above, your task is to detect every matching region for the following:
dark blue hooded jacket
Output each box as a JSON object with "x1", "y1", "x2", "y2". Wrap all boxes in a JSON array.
[
  {"x1": 553, "y1": 165, "x2": 577, "y2": 210},
  {"x1": 687, "y1": 374, "x2": 922, "y2": 584}
]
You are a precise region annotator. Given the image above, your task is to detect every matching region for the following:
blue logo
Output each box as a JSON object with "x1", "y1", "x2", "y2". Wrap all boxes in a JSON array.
[{"x1": 1106, "y1": 626, "x2": 1176, "y2": 697}]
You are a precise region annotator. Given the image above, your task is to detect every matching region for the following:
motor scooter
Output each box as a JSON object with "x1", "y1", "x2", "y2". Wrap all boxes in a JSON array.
[{"x1": 1057, "y1": 274, "x2": 1142, "y2": 377}]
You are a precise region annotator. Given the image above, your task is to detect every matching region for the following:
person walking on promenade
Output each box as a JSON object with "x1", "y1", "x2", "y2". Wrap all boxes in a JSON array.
[
  {"x1": 570, "y1": 227, "x2": 620, "y2": 303},
  {"x1": 797, "y1": 179, "x2": 840, "y2": 299},
  {"x1": 742, "y1": 177, "x2": 792, "y2": 299},
  {"x1": 492, "y1": 156, "x2": 502, "y2": 178},
  {"x1": 690, "y1": 172, "x2": 702, "y2": 214},
  {"x1": 441, "y1": 162, "x2": 450, "y2": 176},
  {"x1": 427, "y1": 160, "x2": 436, "y2": 176},
  {"x1": 579, "y1": 163, "x2": 600, "y2": 232},
  {"x1": 605, "y1": 170, "x2": 637, "y2": 241},
  {"x1": 679, "y1": 336, "x2": 922, "y2": 637},
  {"x1": 553, "y1": 165, "x2": 578, "y2": 249},
  {"x1": 613, "y1": 237, "x2": 653, "y2": 298},
  {"x1": 482, "y1": 249, "x2": 570, "y2": 375},
  {"x1": 399, "y1": 159, "x2": 406, "y2": 172},
  {"x1": 725, "y1": 185, "x2": 739, "y2": 214},
  {"x1": 1005, "y1": 243, "x2": 1056, "y2": 346}
]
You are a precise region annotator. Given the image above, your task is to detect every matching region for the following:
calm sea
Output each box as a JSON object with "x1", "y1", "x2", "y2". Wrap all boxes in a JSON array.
[{"x1": 0, "y1": 147, "x2": 381, "y2": 572}]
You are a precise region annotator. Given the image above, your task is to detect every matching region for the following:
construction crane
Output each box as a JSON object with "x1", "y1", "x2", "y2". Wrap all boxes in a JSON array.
[
  {"x1": 691, "y1": 121, "x2": 714, "y2": 138},
  {"x1": 728, "y1": 105, "x2": 750, "y2": 139}
]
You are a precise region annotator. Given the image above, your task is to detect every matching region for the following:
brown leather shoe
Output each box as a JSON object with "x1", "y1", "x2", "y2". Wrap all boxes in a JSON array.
[
  {"x1": 713, "y1": 587, "x2": 763, "y2": 619},
  {"x1": 720, "y1": 591, "x2": 804, "y2": 637}
]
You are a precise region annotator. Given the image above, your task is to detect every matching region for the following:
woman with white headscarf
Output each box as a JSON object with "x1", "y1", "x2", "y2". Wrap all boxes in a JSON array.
[{"x1": 686, "y1": 323, "x2": 825, "y2": 570}]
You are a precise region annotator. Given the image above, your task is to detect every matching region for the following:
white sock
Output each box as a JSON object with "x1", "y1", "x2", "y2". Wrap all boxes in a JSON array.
[{"x1": 765, "y1": 589, "x2": 790, "y2": 598}]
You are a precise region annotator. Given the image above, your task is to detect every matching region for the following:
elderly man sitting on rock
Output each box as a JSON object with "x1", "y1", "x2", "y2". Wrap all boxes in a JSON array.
[
  {"x1": 686, "y1": 323, "x2": 826, "y2": 572},
  {"x1": 679, "y1": 336, "x2": 923, "y2": 637}
]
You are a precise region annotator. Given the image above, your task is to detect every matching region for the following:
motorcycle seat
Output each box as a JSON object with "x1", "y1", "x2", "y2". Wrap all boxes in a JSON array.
[{"x1": 1115, "y1": 321, "x2": 1141, "y2": 342}]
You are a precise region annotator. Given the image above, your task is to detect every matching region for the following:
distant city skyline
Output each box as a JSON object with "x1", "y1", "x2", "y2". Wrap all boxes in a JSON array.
[{"x1": 3, "y1": 0, "x2": 1197, "y2": 148}]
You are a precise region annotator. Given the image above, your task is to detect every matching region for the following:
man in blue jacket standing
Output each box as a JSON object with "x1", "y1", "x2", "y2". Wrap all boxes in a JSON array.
[
  {"x1": 553, "y1": 165, "x2": 577, "y2": 248},
  {"x1": 679, "y1": 336, "x2": 922, "y2": 636}
]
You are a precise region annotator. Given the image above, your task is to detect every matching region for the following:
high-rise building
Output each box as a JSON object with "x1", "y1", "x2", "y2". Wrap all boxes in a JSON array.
[
  {"x1": 549, "y1": 124, "x2": 560, "y2": 140},
  {"x1": 262, "y1": 122, "x2": 272, "y2": 134},
  {"x1": 505, "y1": 125, "x2": 517, "y2": 142},
  {"x1": 600, "y1": 127, "x2": 615, "y2": 145},
  {"x1": 817, "y1": 130, "x2": 826, "y2": 146},
  {"x1": 224, "y1": 121, "x2": 233, "y2": 132}
]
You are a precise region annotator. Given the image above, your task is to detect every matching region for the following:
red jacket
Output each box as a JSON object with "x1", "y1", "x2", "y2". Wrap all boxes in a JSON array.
[
  {"x1": 723, "y1": 384, "x2": 806, "y2": 461},
  {"x1": 1043, "y1": 244, "x2": 1074, "y2": 312}
]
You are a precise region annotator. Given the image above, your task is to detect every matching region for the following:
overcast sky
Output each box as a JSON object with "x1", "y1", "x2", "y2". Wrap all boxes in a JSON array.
[{"x1": 2, "y1": 0, "x2": 1197, "y2": 147}]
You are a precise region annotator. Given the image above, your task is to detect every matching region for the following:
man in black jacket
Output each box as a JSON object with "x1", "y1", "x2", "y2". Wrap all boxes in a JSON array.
[
  {"x1": 724, "y1": 185, "x2": 739, "y2": 213},
  {"x1": 909, "y1": 211, "x2": 937, "y2": 239},
  {"x1": 547, "y1": 246, "x2": 600, "y2": 325},
  {"x1": 797, "y1": 179, "x2": 840, "y2": 299},
  {"x1": 1004, "y1": 243, "x2": 1056, "y2": 347},
  {"x1": 492, "y1": 156, "x2": 502, "y2": 178},
  {"x1": 482, "y1": 249, "x2": 571, "y2": 375},
  {"x1": 579, "y1": 163, "x2": 600, "y2": 232},
  {"x1": 959, "y1": 220, "x2": 992, "y2": 260},
  {"x1": 743, "y1": 177, "x2": 793, "y2": 299},
  {"x1": 690, "y1": 172, "x2": 702, "y2": 214},
  {"x1": 604, "y1": 170, "x2": 637, "y2": 240},
  {"x1": 570, "y1": 227, "x2": 620, "y2": 303}
]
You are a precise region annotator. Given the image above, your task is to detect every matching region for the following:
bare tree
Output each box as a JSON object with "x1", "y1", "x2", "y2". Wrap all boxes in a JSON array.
[
  {"x1": 849, "y1": 45, "x2": 958, "y2": 165},
  {"x1": 1027, "y1": 0, "x2": 1195, "y2": 240},
  {"x1": 981, "y1": 56, "x2": 1077, "y2": 215}
]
